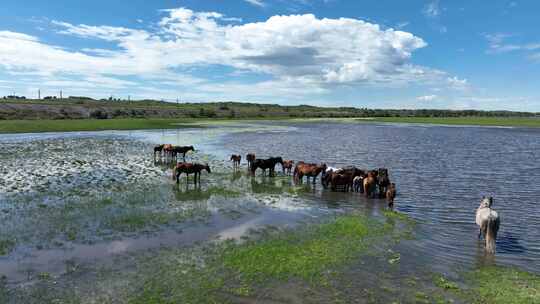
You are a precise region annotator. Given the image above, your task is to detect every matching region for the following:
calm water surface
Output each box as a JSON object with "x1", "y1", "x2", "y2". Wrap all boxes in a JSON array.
[{"x1": 218, "y1": 121, "x2": 540, "y2": 273}]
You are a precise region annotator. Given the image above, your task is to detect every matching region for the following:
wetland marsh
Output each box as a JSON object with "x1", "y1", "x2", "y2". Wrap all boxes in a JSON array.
[{"x1": 1, "y1": 121, "x2": 539, "y2": 303}]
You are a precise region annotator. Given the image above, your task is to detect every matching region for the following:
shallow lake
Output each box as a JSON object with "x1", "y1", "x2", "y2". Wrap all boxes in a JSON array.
[{"x1": 1, "y1": 120, "x2": 539, "y2": 295}]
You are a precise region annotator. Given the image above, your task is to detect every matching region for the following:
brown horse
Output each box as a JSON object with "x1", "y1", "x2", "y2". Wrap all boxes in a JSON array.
[
  {"x1": 172, "y1": 145, "x2": 195, "y2": 162},
  {"x1": 294, "y1": 162, "x2": 327, "y2": 184},
  {"x1": 163, "y1": 144, "x2": 174, "y2": 160},
  {"x1": 230, "y1": 154, "x2": 242, "y2": 169},
  {"x1": 246, "y1": 153, "x2": 256, "y2": 170},
  {"x1": 282, "y1": 160, "x2": 295, "y2": 175},
  {"x1": 153, "y1": 144, "x2": 165, "y2": 161},
  {"x1": 386, "y1": 183, "x2": 396, "y2": 208},
  {"x1": 363, "y1": 170, "x2": 378, "y2": 198},
  {"x1": 172, "y1": 162, "x2": 211, "y2": 184},
  {"x1": 329, "y1": 172, "x2": 353, "y2": 192}
]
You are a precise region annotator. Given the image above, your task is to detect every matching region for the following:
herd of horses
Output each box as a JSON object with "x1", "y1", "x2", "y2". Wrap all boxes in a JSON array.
[{"x1": 153, "y1": 144, "x2": 501, "y2": 254}]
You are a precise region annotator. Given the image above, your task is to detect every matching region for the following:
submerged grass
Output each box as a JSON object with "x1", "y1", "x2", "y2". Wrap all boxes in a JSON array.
[
  {"x1": 465, "y1": 266, "x2": 540, "y2": 304},
  {"x1": 431, "y1": 266, "x2": 540, "y2": 304},
  {"x1": 223, "y1": 215, "x2": 379, "y2": 283},
  {"x1": 0, "y1": 239, "x2": 15, "y2": 256},
  {"x1": 129, "y1": 214, "x2": 392, "y2": 303}
]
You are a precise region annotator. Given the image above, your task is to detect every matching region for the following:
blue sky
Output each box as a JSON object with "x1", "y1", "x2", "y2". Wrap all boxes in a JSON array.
[{"x1": 0, "y1": 0, "x2": 538, "y2": 111}]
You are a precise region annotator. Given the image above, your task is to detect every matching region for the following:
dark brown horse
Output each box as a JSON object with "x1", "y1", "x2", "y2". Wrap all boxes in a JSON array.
[
  {"x1": 294, "y1": 162, "x2": 327, "y2": 184},
  {"x1": 172, "y1": 162, "x2": 211, "y2": 184},
  {"x1": 340, "y1": 167, "x2": 366, "y2": 191},
  {"x1": 377, "y1": 168, "x2": 390, "y2": 198},
  {"x1": 153, "y1": 144, "x2": 165, "y2": 161},
  {"x1": 246, "y1": 153, "x2": 256, "y2": 170},
  {"x1": 282, "y1": 160, "x2": 295, "y2": 175},
  {"x1": 329, "y1": 172, "x2": 353, "y2": 192},
  {"x1": 251, "y1": 157, "x2": 283, "y2": 176},
  {"x1": 172, "y1": 145, "x2": 195, "y2": 162},
  {"x1": 230, "y1": 154, "x2": 242, "y2": 169},
  {"x1": 386, "y1": 183, "x2": 396, "y2": 208}
]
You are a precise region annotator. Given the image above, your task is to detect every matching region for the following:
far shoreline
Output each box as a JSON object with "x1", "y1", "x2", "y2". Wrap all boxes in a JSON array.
[{"x1": 1, "y1": 116, "x2": 539, "y2": 134}]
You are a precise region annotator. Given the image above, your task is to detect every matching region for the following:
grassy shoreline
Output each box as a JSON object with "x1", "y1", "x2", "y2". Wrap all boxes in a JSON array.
[
  {"x1": 367, "y1": 116, "x2": 540, "y2": 127},
  {"x1": 1, "y1": 116, "x2": 539, "y2": 134}
]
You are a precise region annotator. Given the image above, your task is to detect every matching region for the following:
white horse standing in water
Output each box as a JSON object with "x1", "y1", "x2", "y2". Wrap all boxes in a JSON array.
[{"x1": 475, "y1": 197, "x2": 500, "y2": 254}]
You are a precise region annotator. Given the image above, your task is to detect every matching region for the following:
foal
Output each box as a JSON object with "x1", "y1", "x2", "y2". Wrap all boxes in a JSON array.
[
  {"x1": 172, "y1": 162, "x2": 211, "y2": 184},
  {"x1": 246, "y1": 153, "x2": 256, "y2": 170},
  {"x1": 230, "y1": 154, "x2": 242, "y2": 169},
  {"x1": 386, "y1": 183, "x2": 396, "y2": 208},
  {"x1": 282, "y1": 160, "x2": 294, "y2": 175}
]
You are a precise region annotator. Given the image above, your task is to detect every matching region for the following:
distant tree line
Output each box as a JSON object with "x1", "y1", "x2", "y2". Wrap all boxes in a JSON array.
[{"x1": 1, "y1": 96, "x2": 538, "y2": 118}]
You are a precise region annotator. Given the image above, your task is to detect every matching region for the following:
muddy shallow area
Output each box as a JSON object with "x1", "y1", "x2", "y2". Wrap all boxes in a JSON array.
[{"x1": 1, "y1": 122, "x2": 539, "y2": 303}]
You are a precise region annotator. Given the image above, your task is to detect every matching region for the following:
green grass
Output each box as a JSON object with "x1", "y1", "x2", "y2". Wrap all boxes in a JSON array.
[
  {"x1": 0, "y1": 118, "x2": 207, "y2": 133},
  {"x1": 465, "y1": 266, "x2": 540, "y2": 304},
  {"x1": 431, "y1": 266, "x2": 540, "y2": 304},
  {"x1": 367, "y1": 116, "x2": 540, "y2": 127}
]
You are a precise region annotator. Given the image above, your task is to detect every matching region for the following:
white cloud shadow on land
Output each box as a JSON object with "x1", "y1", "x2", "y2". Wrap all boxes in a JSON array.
[{"x1": 0, "y1": 8, "x2": 464, "y2": 102}]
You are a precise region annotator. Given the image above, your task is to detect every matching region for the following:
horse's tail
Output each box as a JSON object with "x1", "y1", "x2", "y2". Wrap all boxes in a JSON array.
[
  {"x1": 172, "y1": 166, "x2": 177, "y2": 181},
  {"x1": 485, "y1": 214, "x2": 499, "y2": 254}
]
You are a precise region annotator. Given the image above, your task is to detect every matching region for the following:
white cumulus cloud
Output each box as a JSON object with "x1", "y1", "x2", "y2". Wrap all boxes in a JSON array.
[
  {"x1": 417, "y1": 94, "x2": 437, "y2": 101},
  {"x1": 0, "y1": 8, "x2": 466, "y2": 101}
]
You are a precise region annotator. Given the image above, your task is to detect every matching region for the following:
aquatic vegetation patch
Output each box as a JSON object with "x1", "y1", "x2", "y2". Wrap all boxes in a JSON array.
[
  {"x1": 428, "y1": 266, "x2": 540, "y2": 304},
  {"x1": 128, "y1": 214, "x2": 396, "y2": 303},
  {"x1": 464, "y1": 266, "x2": 540, "y2": 304},
  {"x1": 222, "y1": 215, "x2": 380, "y2": 284},
  {"x1": 0, "y1": 239, "x2": 16, "y2": 256}
]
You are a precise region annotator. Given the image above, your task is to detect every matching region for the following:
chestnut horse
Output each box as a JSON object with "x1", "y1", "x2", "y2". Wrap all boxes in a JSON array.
[
  {"x1": 386, "y1": 183, "x2": 396, "y2": 208},
  {"x1": 476, "y1": 197, "x2": 500, "y2": 254},
  {"x1": 246, "y1": 153, "x2": 256, "y2": 170},
  {"x1": 363, "y1": 170, "x2": 378, "y2": 198},
  {"x1": 172, "y1": 145, "x2": 195, "y2": 162},
  {"x1": 294, "y1": 162, "x2": 327, "y2": 184},
  {"x1": 251, "y1": 157, "x2": 283, "y2": 176},
  {"x1": 230, "y1": 154, "x2": 242, "y2": 169},
  {"x1": 172, "y1": 162, "x2": 211, "y2": 184},
  {"x1": 282, "y1": 160, "x2": 295, "y2": 175},
  {"x1": 163, "y1": 144, "x2": 174, "y2": 160}
]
